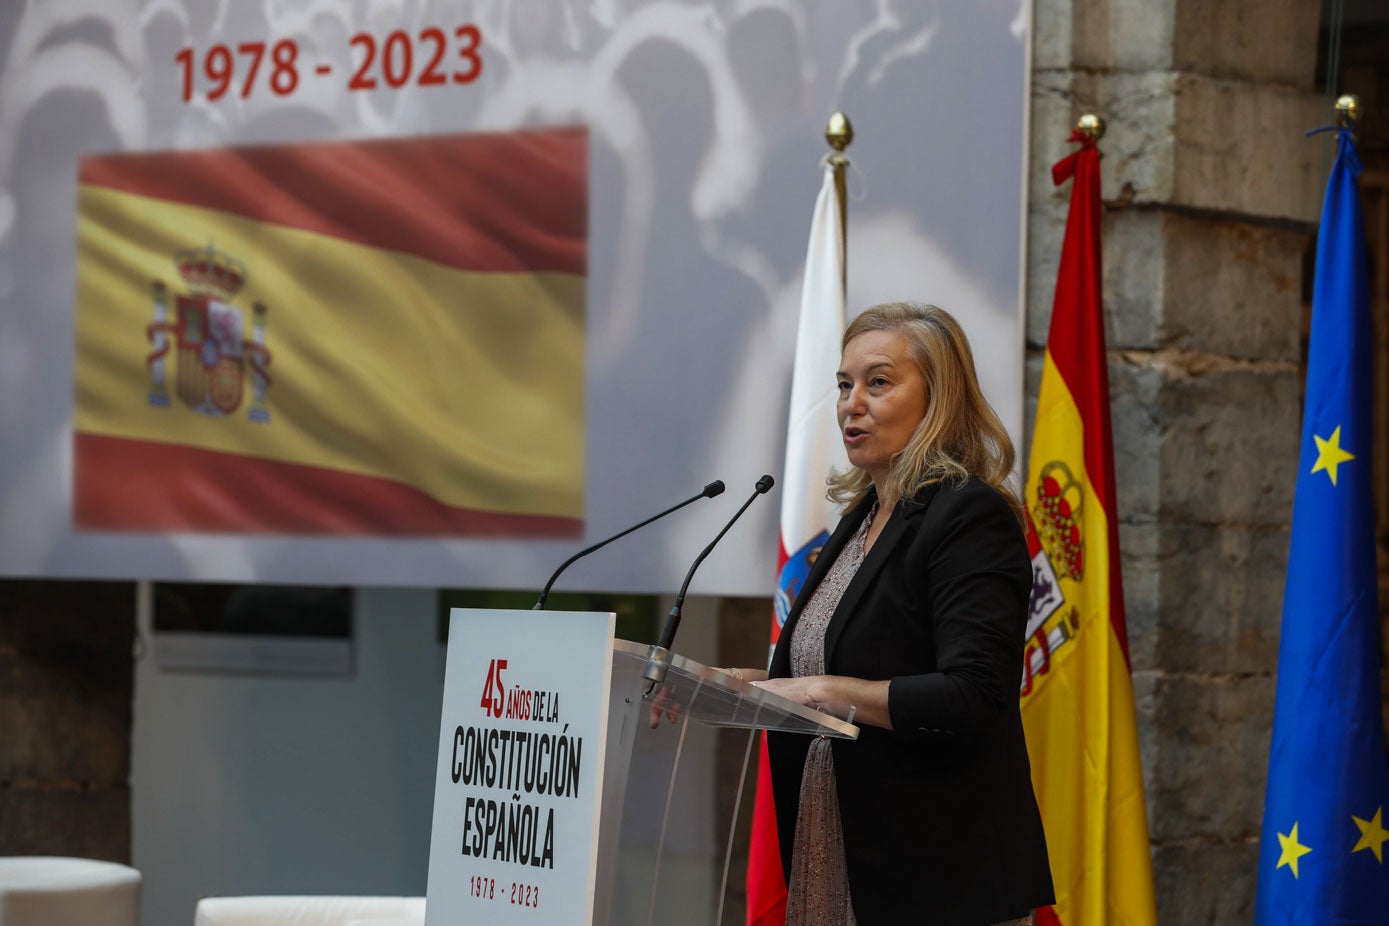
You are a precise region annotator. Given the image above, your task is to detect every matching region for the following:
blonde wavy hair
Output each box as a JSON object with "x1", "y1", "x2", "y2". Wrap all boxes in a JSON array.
[{"x1": 826, "y1": 302, "x2": 1021, "y2": 517}]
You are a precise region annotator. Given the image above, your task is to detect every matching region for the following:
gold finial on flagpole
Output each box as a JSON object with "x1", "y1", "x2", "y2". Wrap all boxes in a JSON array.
[
  {"x1": 826, "y1": 112, "x2": 853, "y2": 297},
  {"x1": 1076, "y1": 114, "x2": 1106, "y2": 142},
  {"x1": 826, "y1": 111, "x2": 854, "y2": 157},
  {"x1": 1335, "y1": 94, "x2": 1361, "y2": 131}
]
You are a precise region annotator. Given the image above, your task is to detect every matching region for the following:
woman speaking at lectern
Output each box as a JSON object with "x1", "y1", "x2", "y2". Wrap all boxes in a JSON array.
[{"x1": 751, "y1": 302, "x2": 1053, "y2": 926}]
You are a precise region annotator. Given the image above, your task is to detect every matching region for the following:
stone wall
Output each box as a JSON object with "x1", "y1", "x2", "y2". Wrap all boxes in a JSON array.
[
  {"x1": 1028, "y1": 0, "x2": 1323, "y2": 920},
  {"x1": 0, "y1": 580, "x2": 136, "y2": 861}
]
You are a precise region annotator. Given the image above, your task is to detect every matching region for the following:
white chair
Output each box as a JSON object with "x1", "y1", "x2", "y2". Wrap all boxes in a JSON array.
[
  {"x1": 193, "y1": 895, "x2": 425, "y2": 926},
  {"x1": 0, "y1": 856, "x2": 141, "y2": 926}
]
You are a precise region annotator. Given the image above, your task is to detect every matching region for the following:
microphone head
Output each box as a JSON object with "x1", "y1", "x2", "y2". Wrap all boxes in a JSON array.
[
  {"x1": 755, "y1": 474, "x2": 776, "y2": 494},
  {"x1": 703, "y1": 480, "x2": 726, "y2": 498}
]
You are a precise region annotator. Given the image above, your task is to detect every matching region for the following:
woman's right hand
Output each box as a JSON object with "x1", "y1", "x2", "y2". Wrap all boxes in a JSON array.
[{"x1": 647, "y1": 685, "x2": 681, "y2": 729}]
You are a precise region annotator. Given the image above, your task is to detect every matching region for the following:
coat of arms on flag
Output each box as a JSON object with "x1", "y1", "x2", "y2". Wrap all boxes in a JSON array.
[
  {"x1": 1021, "y1": 460, "x2": 1083, "y2": 694},
  {"x1": 146, "y1": 244, "x2": 272, "y2": 422}
]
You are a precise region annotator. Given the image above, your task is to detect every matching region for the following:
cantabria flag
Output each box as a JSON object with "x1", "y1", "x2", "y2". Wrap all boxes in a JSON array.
[
  {"x1": 748, "y1": 157, "x2": 848, "y2": 926},
  {"x1": 1021, "y1": 132, "x2": 1157, "y2": 926},
  {"x1": 74, "y1": 128, "x2": 586, "y2": 536}
]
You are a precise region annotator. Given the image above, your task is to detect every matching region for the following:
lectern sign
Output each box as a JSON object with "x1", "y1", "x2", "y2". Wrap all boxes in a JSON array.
[{"x1": 426, "y1": 608, "x2": 615, "y2": 926}]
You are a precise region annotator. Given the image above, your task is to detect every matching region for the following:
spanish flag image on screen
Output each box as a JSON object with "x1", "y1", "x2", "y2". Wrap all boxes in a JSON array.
[{"x1": 74, "y1": 128, "x2": 586, "y2": 537}]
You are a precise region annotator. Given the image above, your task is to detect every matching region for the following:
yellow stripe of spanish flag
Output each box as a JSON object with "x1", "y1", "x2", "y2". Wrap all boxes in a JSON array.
[
  {"x1": 1025, "y1": 354, "x2": 1155, "y2": 926},
  {"x1": 74, "y1": 131, "x2": 585, "y2": 535}
]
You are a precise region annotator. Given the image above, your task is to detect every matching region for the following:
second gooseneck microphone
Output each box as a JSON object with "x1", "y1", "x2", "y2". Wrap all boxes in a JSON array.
[
  {"x1": 533, "y1": 480, "x2": 725, "y2": 609},
  {"x1": 644, "y1": 474, "x2": 776, "y2": 689}
]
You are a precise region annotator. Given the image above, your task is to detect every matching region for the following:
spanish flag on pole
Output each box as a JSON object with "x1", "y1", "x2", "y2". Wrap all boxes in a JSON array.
[
  {"x1": 74, "y1": 128, "x2": 586, "y2": 536},
  {"x1": 1020, "y1": 130, "x2": 1157, "y2": 925}
]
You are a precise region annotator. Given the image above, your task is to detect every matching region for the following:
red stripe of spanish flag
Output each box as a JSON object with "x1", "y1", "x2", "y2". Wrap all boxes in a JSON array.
[
  {"x1": 78, "y1": 130, "x2": 585, "y2": 275},
  {"x1": 74, "y1": 128, "x2": 586, "y2": 536},
  {"x1": 1021, "y1": 137, "x2": 1156, "y2": 926},
  {"x1": 75, "y1": 433, "x2": 580, "y2": 536}
]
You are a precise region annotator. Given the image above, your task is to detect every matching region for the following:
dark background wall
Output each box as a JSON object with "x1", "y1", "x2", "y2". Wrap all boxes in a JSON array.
[{"x1": 0, "y1": 581, "x2": 135, "y2": 860}]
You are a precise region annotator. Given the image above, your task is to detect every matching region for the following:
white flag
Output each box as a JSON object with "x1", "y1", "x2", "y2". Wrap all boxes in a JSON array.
[{"x1": 774, "y1": 161, "x2": 850, "y2": 628}]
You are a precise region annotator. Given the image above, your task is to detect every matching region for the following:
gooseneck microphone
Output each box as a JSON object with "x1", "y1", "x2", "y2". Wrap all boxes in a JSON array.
[
  {"x1": 644, "y1": 474, "x2": 776, "y2": 689},
  {"x1": 533, "y1": 480, "x2": 725, "y2": 609}
]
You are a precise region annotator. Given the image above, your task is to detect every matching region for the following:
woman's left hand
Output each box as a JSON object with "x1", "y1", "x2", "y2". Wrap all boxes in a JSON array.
[
  {"x1": 755, "y1": 674, "x2": 893, "y2": 729},
  {"x1": 754, "y1": 675, "x2": 826, "y2": 708}
]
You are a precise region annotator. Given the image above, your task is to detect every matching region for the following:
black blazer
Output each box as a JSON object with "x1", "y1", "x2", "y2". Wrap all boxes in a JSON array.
[{"x1": 767, "y1": 478, "x2": 1054, "y2": 926}]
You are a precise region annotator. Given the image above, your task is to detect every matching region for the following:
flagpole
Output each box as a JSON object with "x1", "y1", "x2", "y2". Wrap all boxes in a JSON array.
[{"x1": 825, "y1": 111, "x2": 853, "y2": 298}]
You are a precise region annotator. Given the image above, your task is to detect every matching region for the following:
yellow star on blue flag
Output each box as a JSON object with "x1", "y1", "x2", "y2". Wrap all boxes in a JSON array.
[
  {"x1": 1310, "y1": 426, "x2": 1354, "y2": 486},
  {"x1": 1256, "y1": 127, "x2": 1389, "y2": 923},
  {"x1": 1352, "y1": 808, "x2": 1389, "y2": 864},
  {"x1": 1275, "y1": 822, "x2": 1312, "y2": 878}
]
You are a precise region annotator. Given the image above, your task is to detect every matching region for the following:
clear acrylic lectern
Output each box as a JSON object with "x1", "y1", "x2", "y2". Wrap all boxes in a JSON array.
[{"x1": 594, "y1": 639, "x2": 857, "y2": 926}]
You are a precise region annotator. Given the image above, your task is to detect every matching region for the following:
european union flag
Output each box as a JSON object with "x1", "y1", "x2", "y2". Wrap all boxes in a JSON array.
[{"x1": 1256, "y1": 127, "x2": 1389, "y2": 923}]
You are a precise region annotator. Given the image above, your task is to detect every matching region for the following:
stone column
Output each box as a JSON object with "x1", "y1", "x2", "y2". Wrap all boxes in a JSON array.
[{"x1": 1028, "y1": 0, "x2": 1323, "y2": 920}]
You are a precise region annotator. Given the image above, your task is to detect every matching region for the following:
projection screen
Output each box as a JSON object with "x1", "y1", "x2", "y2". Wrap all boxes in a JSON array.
[{"x1": 0, "y1": 0, "x2": 1030, "y2": 596}]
